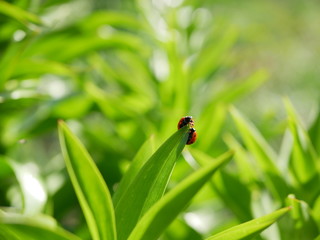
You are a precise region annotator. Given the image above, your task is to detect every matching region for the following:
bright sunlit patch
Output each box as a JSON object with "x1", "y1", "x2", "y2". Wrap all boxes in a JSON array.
[
  {"x1": 39, "y1": 75, "x2": 69, "y2": 98},
  {"x1": 156, "y1": 17, "x2": 170, "y2": 41},
  {"x1": 163, "y1": 0, "x2": 183, "y2": 8},
  {"x1": 11, "y1": 162, "x2": 47, "y2": 215},
  {"x1": 46, "y1": 173, "x2": 65, "y2": 195},
  {"x1": 177, "y1": 6, "x2": 193, "y2": 29},
  {"x1": 98, "y1": 25, "x2": 115, "y2": 39},
  {"x1": 13, "y1": 30, "x2": 26, "y2": 42},
  {"x1": 184, "y1": 212, "x2": 213, "y2": 233},
  {"x1": 192, "y1": 8, "x2": 212, "y2": 28},
  {"x1": 10, "y1": 89, "x2": 36, "y2": 99},
  {"x1": 150, "y1": 50, "x2": 169, "y2": 81},
  {"x1": 41, "y1": 1, "x2": 91, "y2": 28},
  {"x1": 22, "y1": 172, "x2": 46, "y2": 203},
  {"x1": 182, "y1": 150, "x2": 199, "y2": 169}
]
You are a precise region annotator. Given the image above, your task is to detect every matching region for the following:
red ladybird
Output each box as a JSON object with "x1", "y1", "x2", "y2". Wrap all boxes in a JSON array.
[
  {"x1": 186, "y1": 128, "x2": 197, "y2": 145},
  {"x1": 178, "y1": 116, "x2": 194, "y2": 129}
]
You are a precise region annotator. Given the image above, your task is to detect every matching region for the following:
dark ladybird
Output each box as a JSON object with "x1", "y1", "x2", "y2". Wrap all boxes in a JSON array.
[
  {"x1": 178, "y1": 116, "x2": 194, "y2": 129},
  {"x1": 186, "y1": 128, "x2": 197, "y2": 145}
]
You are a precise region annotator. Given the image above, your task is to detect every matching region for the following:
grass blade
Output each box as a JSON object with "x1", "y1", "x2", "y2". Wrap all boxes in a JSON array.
[
  {"x1": 112, "y1": 136, "x2": 155, "y2": 205},
  {"x1": 127, "y1": 151, "x2": 234, "y2": 240},
  {"x1": 230, "y1": 106, "x2": 289, "y2": 201},
  {"x1": 206, "y1": 207, "x2": 291, "y2": 240},
  {"x1": 114, "y1": 126, "x2": 189, "y2": 240},
  {"x1": 0, "y1": 224, "x2": 80, "y2": 240},
  {"x1": 58, "y1": 121, "x2": 116, "y2": 240},
  {"x1": 190, "y1": 26, "x2": 238, "y2": 82},
  {"x1": 281, "y1": 194, "x2": 319, "y2": 239},
  {"x1": 0, "y1": 210, "x2": 80, "y2": 240},
  {"x1": 223, "y1": 133, "x2": 259, "y2": 185},
  {"x1": 190, "y1": 148, "x2": 253, "y2": 222},
  {"x1": 12, "y1": 59, "x2": 76, "y2": 79},
  {"x1": 9, "y1": 162, "x2": 47, "y2": 215},
  {"x1": 284, "y1": 98, "x2": 320, "y2": 204},
  {"x1": 78, "y1": 11, "x2": 142, "y2": 32},
  {"x1": 0, "y1": 1, "x2": 41, "y2": 26}
]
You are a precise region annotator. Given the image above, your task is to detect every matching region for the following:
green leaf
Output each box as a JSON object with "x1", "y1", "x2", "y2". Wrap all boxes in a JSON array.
[
  {"x1": 190, "y1": 25, "x2": 238, "y2": 82},
  {"x1": 9, "y1": 162, "x2": 47, "y2": 215},
  {"x1": 78, "y1": 11, "x2": 142, "y2": 32},
  {"x1": 284, "y1": 98, "x2": 320, "y2": 204},
  {"x1": 230, "y1": 106, "x2": 289, "y2": 201},
  {"x1": 113, "y1": 136, "x2": 155, "y2": 205},
  {"x1": 198, "y1": 70, "x2": 268, "y2": 150},
  {"x1": 51, "y1": 94, "x2": 93, "y2": 119},
  {"x1": 308, "y1": 110, "x2": 320, "y2": 156},
  {"x1": 197, "y1": 103, "x2": 228, "y2": 151},
  {"x1": 280, "y1": 194, "x2": 319, "y2": 240},
  {"x1": 26, "y1": 33, "x2": 149, "y2": 62},
  {"x1": 0, "y1": 40, "x2": 33, "y2": 90},
  {"x1": 210, "y1": 69, "x2": 268, "y2": 104},
  {"x1": 12, "y1": 59, "x2": 76, "y2": 79},
  {"x1": 206, "y1": 207, "x2": 291, "y2": 240},
  {"x1": 163, "y1": 218, "x2": 202, "y2": 240},
  {"x1": 114, "y1": 126, "x2": 190, "y2": 240},
  {"x1": 190, "y1": 148, "x2": 252, "y2": 222},
  {"x1": 0, "y1": 224, "x2": 80, "y2": 240},
  {"x1": 127, "y1": 150, "x2": 233, "y2": 240},
  {"x1": 223, "y1": 133, "x2": 258, "y2": 185},
  {"x1": 0, "y1": 1, "x2": 41, "y2": 26},
  {"x1": 58, "y1": 121, "x2": 116, "y2": 240},
  {"x1": 0, "y1": 210, "x2": 80, "y2": 240}
]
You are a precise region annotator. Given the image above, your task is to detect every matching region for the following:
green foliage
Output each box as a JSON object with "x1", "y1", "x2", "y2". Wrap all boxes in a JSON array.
[
  {"x1": 1, "y1": 0, "x2": 320, "y2": 239},
  {"x1": 127, "y1": 151, "x2": 234, "y2": 240},
  {"x1": 206, "y1": 207, "x2": 290, "y2": 240},
  {"x1": 0, "y1": 211, "x2": 80, "y2": 240},
  {"x1": 58, "y1": 121, "x2": 116, "y2": 240}
]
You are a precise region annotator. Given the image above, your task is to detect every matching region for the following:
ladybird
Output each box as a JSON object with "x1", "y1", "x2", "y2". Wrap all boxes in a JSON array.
[
  {"x1": 186, "y1": 128, "x2": 197, "y2": 145},
  {"x1": 178, "y1": 116, "x2": 194, "y2": 129}
]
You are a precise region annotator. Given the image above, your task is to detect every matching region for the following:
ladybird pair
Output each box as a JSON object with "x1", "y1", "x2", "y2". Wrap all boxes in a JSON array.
[{"x1": 178, "y1": 116, "x2": 197, "y2": 145}]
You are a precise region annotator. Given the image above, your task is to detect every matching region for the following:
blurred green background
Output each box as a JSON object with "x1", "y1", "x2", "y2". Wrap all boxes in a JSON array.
[{"x1": 1, "y1": 0, "x2": 320, "y2": 239}]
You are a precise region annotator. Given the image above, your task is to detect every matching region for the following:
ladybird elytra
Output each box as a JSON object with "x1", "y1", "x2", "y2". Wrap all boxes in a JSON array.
[{"x1": 186, "y1": 128, "x2": 197, "y2": 145}]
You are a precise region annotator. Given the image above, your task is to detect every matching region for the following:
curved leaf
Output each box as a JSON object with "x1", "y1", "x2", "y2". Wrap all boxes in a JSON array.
[
  {"x1": 112, "y1": 136, "x2": 155, "y2": 204},
  {"x1": 58, "y1": 121, "x2": 116, "y2": 240},
  {"x1": 0, "y1": 210, "x2": 80, "y2": 240},
  {"x1": 128, "y1": 151, "x2": 234, "y2": 240},
  {"x1": 0, "y1": 224, "x2": 80, "y2": 240},
  {"x1": 115, "y1": 126, "x2": 189, "y2": 240},
  {"x1": 230, "y1": 107, "x2": 289, "y2": 201},
  {"x1": 284, "y1": 98, "x2": 320, "y2": 204},
  {"x1": 0, "y1": 1, "x2": 41, "y2": 26},
  {"x1": 206, "y1": 207, "x2": 290, "y2": 240}
]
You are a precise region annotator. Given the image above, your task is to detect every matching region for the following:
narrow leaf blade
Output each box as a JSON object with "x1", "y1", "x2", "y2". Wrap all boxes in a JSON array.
[
  {"x1": 115, "y1": 127, "x2": 189, "y2": 240},
  {"x1": 113, "y1": 136, "x2": 155, "y2": 205},
  {"x1": 58, "y1": 121, "x2": 116, "y2": 240},
  {"x1": 128, "y1": 151, "x2": 234, "y2": 240},
  {"x1": 230, "y1": 107, "x2": 289, "y2": 201},
  {"x1": 0, "y1": 1, "x2": 41, "y2": 26},
  {"x1": 206, "y1": 207, "x2": 291, "y2": 240},
  {"x1": 0, "y1": 210, "x2": 80, "y2": 240},
  {"x1": 284, "y1": 98, "x2": 320, "y2": 204},
  {"x1": 0, "y1": 224, "x2": 80, "y2": 240}
]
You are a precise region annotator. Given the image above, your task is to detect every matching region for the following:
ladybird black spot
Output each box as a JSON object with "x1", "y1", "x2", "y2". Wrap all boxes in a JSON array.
[{"x1": 186, "y1": 128, "x2": 197, "y2": 145}]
